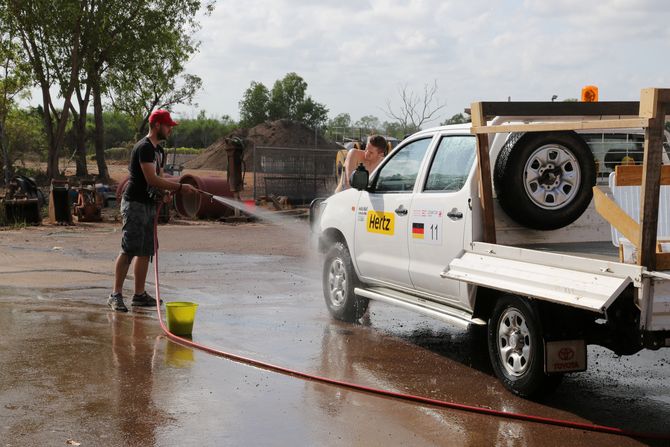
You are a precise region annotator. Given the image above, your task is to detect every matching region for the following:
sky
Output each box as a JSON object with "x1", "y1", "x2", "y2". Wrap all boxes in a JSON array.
[{"x1": 173, "y1": 0, "x2": 670, "y2": 125}]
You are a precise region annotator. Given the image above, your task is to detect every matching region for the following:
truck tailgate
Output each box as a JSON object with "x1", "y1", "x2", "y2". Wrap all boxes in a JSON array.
[{"x1": 442, "y1": 242, "x2": 643, "y2": 312}]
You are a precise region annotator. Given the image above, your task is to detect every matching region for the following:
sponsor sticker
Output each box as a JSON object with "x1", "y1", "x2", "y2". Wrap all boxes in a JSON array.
[
  {"x1": 366, "y1": 211, "x2": 394, "y2": 235},
  {"x1": 411, "y1": 209, "x2": 443, "y2": 245},
  {"x1": 357, "y1": 206, "x2": 368, "y2": 222}
]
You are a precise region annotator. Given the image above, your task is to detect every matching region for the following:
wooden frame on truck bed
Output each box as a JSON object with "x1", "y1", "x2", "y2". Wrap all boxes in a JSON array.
[{"x1": 470, "y1": 88, "x2": 669, "y2": 271}]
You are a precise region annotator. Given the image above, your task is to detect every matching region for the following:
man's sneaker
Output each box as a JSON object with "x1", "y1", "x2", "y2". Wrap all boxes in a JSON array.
[
  {"x1": 131, "y1": 291, "x2": 162, "y2": 307},
  {"x1": 108, "y1": 293, "x2": 128, "y2": 312}
]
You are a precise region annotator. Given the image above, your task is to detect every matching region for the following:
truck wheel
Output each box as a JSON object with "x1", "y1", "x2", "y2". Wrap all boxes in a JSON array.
[
  {"x1": 322, "y1": 242, "x2": 369, "y2": 322},
  {"x1": 487, "y1": 295, "x2": 562, "y2": 397},
  {"x1": 494, "y1": 131, "x2": 596, "y2": 230}
]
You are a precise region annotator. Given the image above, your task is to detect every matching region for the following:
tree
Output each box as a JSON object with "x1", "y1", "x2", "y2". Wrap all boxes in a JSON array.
[
  {"x1": 239, "y1": 81, "x2": 269, "y2": 127},
  {"x1": 5, "y1": 0, "x2": 84, "y2": 179},
  {"x1": 266, "y1": 72, "x2": 328, "y2": 127},
  {"x1": 385, "y1": 80, "x2": 446, "y2": 135},
  {"x1": 108, "y1": 33, "x2": 203, "y2": 138},
  {"x1": 268, "y1": 72, "x2": 308, "y2": 121},
  {"x1": 0, "y1": 5, "x2": 31, "y2": 184},
  {"x1": 4, "y1": 108, "x2": 48, "y2": 165},
  {"x1": 441, "y1": 112, "x2": 470, "y2": 125},
  {"x1": 327, "y1": 113, "x2": 352, "y2": 142},
  {"x1": 101, "y1": 0, "x2": 210, "y2": 174},
  {"x1": 237, "y1": 73, "x2": 328, "y2": 129},
  {"x1": 328, "y1": 113, "x2": 352, "y2": 130},
  {"x1": 296, "y1": 96, "x2": 328, "y2": 128},
  {"x1": 101, "y1": 110, "x2": 134, "y2": 148},
  {"x1": 168, "y1": 111, "x2": 238, "y2": 149},
  {"x1": 354, "y1": 115, "x2": 381, "y2": 134},
  {"x1": 381, "y1": 121, "x2": 405, "y2": 139}
]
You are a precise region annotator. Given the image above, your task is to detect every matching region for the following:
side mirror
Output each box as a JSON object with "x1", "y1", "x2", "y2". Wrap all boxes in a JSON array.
[{"x1": 350, "y1": 163, "x2": 369, "y2": 190}]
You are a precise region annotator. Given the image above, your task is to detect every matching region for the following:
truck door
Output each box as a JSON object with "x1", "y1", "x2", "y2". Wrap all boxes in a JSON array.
[
  {"x1": 354, "y1": 137, "x2": 434, "y2": 287},
  {"x1": 408, "y1": 135, "x2": 477, "y2": 302}
]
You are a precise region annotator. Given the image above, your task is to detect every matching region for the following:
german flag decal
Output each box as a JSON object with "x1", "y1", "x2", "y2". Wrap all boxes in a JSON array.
[{"x1": 412, "y1": 222, "x2": 424, "y2": 239}]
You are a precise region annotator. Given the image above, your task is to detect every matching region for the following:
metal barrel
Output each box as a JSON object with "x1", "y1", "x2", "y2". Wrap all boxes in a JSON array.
[{"x1": 174, "y1": 174, "x2": 233, "y2": 219}]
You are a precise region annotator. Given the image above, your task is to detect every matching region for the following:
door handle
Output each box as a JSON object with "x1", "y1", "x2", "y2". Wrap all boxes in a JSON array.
[
  {"x1": 395, "y1": 206, "x2": 408, "y2": 216},
  {"x1": 447, "y1": 209, "x2": 463, "y2": 219}
]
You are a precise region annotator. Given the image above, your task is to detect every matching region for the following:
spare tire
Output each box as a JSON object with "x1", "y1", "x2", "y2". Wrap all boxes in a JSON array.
[{"x1": 494, "y1": 131, "x2": 596, "y2": 230}]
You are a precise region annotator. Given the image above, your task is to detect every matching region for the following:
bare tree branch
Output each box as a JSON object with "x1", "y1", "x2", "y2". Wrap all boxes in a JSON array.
[{"x1": 384, "y1": 80, "x2": 446, "y2": 135}]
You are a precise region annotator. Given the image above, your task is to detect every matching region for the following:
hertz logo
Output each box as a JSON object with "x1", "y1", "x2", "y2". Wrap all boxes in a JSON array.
[{"x1": 367, "y1": 211, "x2": 394, "y2": 235}]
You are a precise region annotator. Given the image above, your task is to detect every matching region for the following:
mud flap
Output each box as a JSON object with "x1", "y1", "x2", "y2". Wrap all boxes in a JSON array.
[{"x1": 545, "y1": 339, "x2": 587, "y2": 373}]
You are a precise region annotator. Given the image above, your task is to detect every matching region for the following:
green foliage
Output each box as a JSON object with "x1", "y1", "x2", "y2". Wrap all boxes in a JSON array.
[
  {"x1": 268, "y1": 73, "x2": 308, "y2": 121},
  {"x1": 85, "y1": 109, "x2": 235, "y2": 150},
  {"x1": 328, "y1": 113, "x2": 352, "y2": 130},
  {"x1": 325, "y1": 115, "x2": 412, "y2": 142},
  {"x1": 381, "y1": 121, "x2": 407, "y2": 139},
  {"x1": 441, "y1": 113, "x2": 471, "y2": 125},
  {"x1": 65, "y1": 109, "x2": 237, "y2": 155},
  {"x1": 0, "y1": 6, "x2": 33, "y2": 183},
  {"x1": 97, "y1": 145, "x2": 202, "y2": 161},
  {"x1": 295, "y1": 97, "x2": 328, "y2": 129},
  {"x1": 4, "y1": 108, "x2": 48, "y2": 161},
  {"x1": 0, "y1": 24, "x2": 31, "y2": 118},
  {"x1": 5, "y1": 0, "x2": 91, "y2": 178},
  {"x1": 239, "y1": 81, "x2": 269, "y2": 127},
  {"x1": 4, "y1": 0, "x2": 211, "y2": 179},
  {"x1": 325, "y1": 113, "x2": 352, "y2": 141},
  {"x1": 238, "y1": 72, "x2": 328, "y2": 129},
  {"x1": 354, "y1": 115, "x2": 381, "y2": 133},
  {"x1": 167, "y1": 111, "x2": 238, "y2": 149},
  {"x1": 102, "y1": 111, "x2": 135, "y2": 148},
  {"x1": 105, "y1": 1, "x2": 207, "y2": 134}
]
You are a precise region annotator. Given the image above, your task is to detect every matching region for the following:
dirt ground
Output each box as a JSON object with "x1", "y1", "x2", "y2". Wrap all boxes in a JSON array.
[{"x1": 0, "y1": 216, "x2": 669, "y2": 446}]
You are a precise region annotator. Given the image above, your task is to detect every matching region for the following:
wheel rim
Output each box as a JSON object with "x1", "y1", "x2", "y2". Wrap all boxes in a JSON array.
[
  {"x1": 327, "y1": 257, "x2": 347, "y2": 307},
  {"x1": 523, "y1": 144, "x2": 581, "y2": 210},
  {"x1": 497, "y1": 308, "x2": 532, "y2": 377}
]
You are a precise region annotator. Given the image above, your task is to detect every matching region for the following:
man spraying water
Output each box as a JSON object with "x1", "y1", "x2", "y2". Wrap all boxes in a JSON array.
[{"x1": 108, "y1": 109, "x2": 198, "y2": 312}]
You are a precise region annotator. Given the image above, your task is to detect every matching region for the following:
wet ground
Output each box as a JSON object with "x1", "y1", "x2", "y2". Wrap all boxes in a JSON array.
[{"x1": 0, "y1": 219, "x2": 669, "y2": 446}]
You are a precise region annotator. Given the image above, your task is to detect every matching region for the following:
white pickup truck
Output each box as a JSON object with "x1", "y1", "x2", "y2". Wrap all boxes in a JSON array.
[{"x1": 311, "y1": 111, "x2": 670, "y2": 397}]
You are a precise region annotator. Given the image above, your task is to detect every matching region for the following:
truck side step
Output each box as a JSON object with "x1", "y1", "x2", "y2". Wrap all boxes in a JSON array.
[{"x1": 354, "y1": 287, "x2": 486, "y2": 327}]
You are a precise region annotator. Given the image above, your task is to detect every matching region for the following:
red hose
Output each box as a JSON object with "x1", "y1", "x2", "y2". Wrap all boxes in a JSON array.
[{"x1": 150, "y1": 203, "x2": 670, "y2": 442}]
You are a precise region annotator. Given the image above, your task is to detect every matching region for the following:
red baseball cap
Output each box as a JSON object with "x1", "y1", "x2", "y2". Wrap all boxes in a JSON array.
[{"x1": 149, "y1": 109, "x2": 178, "y2": 127}]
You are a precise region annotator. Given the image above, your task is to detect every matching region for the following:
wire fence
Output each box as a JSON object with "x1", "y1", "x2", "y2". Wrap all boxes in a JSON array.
[{"x1": 252, "y1": 146, "x2": 341, "y2": 205}]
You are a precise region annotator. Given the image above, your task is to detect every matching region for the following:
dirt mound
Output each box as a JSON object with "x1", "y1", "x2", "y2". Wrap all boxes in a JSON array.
[{"x1": 184, "y1": 119, "x2": 341, "y2": 170}]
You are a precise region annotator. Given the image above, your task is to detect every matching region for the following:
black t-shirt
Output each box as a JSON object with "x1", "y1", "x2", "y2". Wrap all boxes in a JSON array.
[{"x1": 123, "y1": 137, "x2": 165, "y2": 203}]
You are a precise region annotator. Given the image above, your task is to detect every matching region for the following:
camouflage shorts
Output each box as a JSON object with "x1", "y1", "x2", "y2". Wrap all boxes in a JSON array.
[{"x1": 121, "y1": 199, "x2": 157, "y2": 258}]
